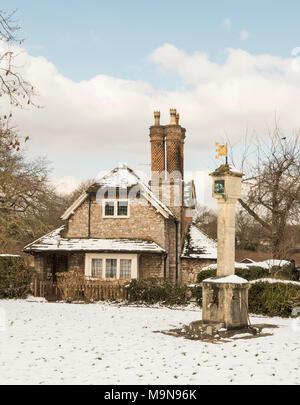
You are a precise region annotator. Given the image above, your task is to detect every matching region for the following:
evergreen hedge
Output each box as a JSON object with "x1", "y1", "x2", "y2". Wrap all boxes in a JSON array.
[
  {"x1": 248, "y1": 281, "x2": 300, "y2": 317},
  {"x1": 126, "y1": 277, "x2": 189, "y2": 305},
  {"x1": 0, "y1": 256, "x2": 35, "y2": 298},
  {"x1": 195, "y1": 266, "x2": 300, "y2": 317},
  {"x1": 197, "y1": 266, "x2": 270, "y2": 283}
]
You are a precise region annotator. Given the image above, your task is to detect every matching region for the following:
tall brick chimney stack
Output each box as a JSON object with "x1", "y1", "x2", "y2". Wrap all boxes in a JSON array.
[
  {"x1": 149, "y1": 111, "x2": 165, "y2": 174},
  {"x1": 165, "y1": 109, "x2": 186, "y2": 178},
  {"x1": 149, "y1": 111, "x2": 165, "y2": 199},
  {"x1": 148, "y1": 109, "x2": 186, "y2": 283}
]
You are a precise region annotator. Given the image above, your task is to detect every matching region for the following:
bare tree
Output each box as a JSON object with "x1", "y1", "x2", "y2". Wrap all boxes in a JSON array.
[
  {"x1": 194, "y1": 204, "x2": 218, "y2": 239},
  {"x1": 0, "y1": 129, "x2": 66, "y2": 252},
  {"x1": 61, "y1": 179, "x2": 95, "y2": 210},
  {"x1": 0, "y1": 8, "x2": 35, "y2": 109},
  {"x1": 237, "y1": 127, "x2": 300, "y2": 258}
]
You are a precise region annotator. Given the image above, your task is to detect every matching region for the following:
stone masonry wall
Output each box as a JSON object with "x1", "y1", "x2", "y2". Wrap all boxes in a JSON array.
[
  {"x1": 66, "y1": 195, "x2": 167, "y2": 249},
  {"x1": 65, "y1": 199, "x2": 89, "y2": 238},
  {"x1": 64, "y1": 194, "x2": 182, "y2": 282},
  {"x1": 68, "y1": 253, "x2": 85, "y2": 273},
  {"x1": 180, "y1": 258, "x2": 217, "y2": 285},
  {"x1": 139, "y1": 254, "x2": 164, "y2": 279}
]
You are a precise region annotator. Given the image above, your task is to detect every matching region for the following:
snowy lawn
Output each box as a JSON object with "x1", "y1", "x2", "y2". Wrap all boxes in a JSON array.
[{"x1": 0, "y1": 299, "x2": 299, "y2": 385}]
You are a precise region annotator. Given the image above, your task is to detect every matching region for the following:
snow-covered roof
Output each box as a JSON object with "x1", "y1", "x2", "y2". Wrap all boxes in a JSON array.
[
  {"x1": 181, "y1": 224, "x2": 217, "y2": 259},
  {"x1": 0, "y1": 254, "x2": 21, "y2": 257},
  {"x1": 239, "y1": 258, "x2": 255, "y2": 263},
  {"x1": 61, "y1": 163, "x2": 174, "y2": 220},
  {"x1": 24, "y1": 226, "x2": 166, "y2": 254},
  {"x1": 228, "y1": 164, "x2": 242, "y2": 175},
  {"x1": 96, "y1": 163, "x2": 140, "y2": 188},
  {"x1": 210, "y1": 163, "x2": 243, "y2": 177}
]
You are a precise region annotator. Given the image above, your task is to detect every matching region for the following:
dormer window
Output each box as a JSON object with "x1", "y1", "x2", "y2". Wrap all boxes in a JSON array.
[{"x1": 103, "y1": 200, "x2": 129, "y2": 218}]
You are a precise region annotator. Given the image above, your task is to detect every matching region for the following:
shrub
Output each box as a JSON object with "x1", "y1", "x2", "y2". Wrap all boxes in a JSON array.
[
  {"x1": 126, "y1": 277, "x2": 189, "y2": 305},
  {"x1": 271, "y1": 264, "x2": 300, "y2": 281},
  {"x1": 188, "y1": 284, "x2": 202, "y2": 305},
  {"x1": 56, "y1": 271, "x2": 85, "y2": 302},
  {"x1": 235, "y1": 266, "x2": 269, "y2": 280},
  {"x1": 0, "y1": 256, "x2": 35, "y2": 298},
  {"x1": 197, "y1": 269, "x2": 216, "y2": 282},
  {"x1": 249, "y1": 281, "x2": 300, "y2": 317}
]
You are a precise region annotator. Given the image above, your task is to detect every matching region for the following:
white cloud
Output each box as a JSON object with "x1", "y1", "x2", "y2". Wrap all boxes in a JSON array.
[
  {"x1": 50, "y1": 176, "x2": 81, "y2": 195},
  {"x1": 223, "y1": 18, "x2": 231, "y2": 28},
  {"x1": 2, "y1": 43, "x2": 300, "y2": 202},
  {"x1": 240, "y1": 30, "x2": 250, "y2": 40}
]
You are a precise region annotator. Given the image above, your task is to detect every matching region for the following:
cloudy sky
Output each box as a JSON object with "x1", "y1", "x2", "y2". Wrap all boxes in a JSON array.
[{"x1": 2, "y1": 0, "x2": 300, "y2": 207}]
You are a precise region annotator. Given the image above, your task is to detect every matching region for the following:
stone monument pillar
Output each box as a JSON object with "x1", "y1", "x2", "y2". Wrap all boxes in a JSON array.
[{"x1": 201, "y1": 164, "x2": 249, "y2": 329}]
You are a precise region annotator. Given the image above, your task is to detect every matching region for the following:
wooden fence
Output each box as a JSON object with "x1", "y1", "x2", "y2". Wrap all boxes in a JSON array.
[
  {"x1": 32, "y1": 278, "x2": 129, "y2": 302},
  {"x1": 83, "y1": 281, "x2": 128, "y2": 301},
  {"x1": 32, "y1": 279, "x2": 62, "y2": 301}
]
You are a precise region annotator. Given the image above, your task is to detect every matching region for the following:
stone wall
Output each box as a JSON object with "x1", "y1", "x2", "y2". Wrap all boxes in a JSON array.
[
  {"x1": 68, "y1": 253, "x2": 85, "y2": 273},
  {"x1": 66, "y1": 196, "x2": 166, "y2": 248},
  {"x1": 139, "y1": 254, "x2": 164, "y2": 279},
  {"x1": 180, "y1": 258, "x2": 217, "y2": 285}
]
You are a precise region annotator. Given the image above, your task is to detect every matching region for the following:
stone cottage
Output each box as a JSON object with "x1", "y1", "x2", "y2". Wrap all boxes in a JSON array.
[{"x1": 24, "y1": 109, "x2": 217, "y2": 284}]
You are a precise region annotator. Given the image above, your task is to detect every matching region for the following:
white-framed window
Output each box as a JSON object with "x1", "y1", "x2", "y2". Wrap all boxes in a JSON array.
[
  {"x1": 120, "y1": 259, "x2": 132, "y2": 278},
  {"x1": 102, "y1": 200, "x2": 129, "y2": 218},
  {"x1": 85, "y1": 253, "x2": 138, "y2": 279},
  {"x1": 91, "y1": 258, "x2": 103, "y2": 278},
  {"x1": 105, "y1": 258, "x2": 117, "y2": 278}
]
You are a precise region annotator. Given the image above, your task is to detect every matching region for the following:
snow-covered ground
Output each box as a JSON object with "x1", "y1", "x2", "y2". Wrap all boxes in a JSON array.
[{"x1": 0, "y1": 299, "x2": 299, "y2": 385}]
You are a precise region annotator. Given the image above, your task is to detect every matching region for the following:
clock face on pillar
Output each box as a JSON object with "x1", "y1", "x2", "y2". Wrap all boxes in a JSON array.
[{"x1": 214, "y1": 180, "x2": 225, "y2": 195}]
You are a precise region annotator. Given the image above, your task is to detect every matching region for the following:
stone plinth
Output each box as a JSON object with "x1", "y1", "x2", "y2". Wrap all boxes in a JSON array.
[{"x1": 202, "y1": 276, "x2": 249, "y2": 329}]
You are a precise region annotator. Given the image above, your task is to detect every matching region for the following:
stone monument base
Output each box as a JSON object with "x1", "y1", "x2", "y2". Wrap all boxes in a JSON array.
[{"x1": 201, "y1": 276, "x2": 250, "y2": 329}]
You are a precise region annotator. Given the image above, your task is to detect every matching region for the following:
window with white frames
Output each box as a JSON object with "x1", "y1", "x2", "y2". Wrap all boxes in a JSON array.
[
  {"x1": 103, "y1": 200, "x2": 129, "y2": 218},
  {"x1": 85, "y1": 254, "x2": 137, "y2": 279},
  {"x1": 117, "y1": 201, "x2": 128, "y2": 216},
  {"x1": 120, "y1": 259, "x2": 132, "y2": 278},
  {"x1": 105, "y1": 258, "x2": 117, "y2": 278},
  {"x1": 104, "y1": 201, "x2": 115, "y2": 216},
  {"x1": 91, "y1": 258, "x2": 102, "y2": 278}
]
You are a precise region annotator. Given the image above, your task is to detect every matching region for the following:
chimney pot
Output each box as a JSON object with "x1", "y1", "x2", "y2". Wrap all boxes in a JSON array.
[
  {"x1": 154, "y1": 111, "x2": 160, "y2": 126},
  {"x1": 170, "y1": 108, "x2": 177, "y2": 125},
  {"x1": 176, "y1": 113, "x2": 180, "y2": 125}
]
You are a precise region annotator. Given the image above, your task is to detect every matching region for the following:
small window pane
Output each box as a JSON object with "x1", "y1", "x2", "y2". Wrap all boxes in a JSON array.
[
  {"x1": 105, "y1": 201, "x2": 114, "y2": 216},
  {"x1": 120, "y1": 259, "x2": 131, "y2": 279},
  {"x1": 91, "y1": 259, "x2": 102, "y2": 278},
  {"x1": 117, "y1": 201, "x2": 128, "y2": 216},
  {"x1": 106, "y1": 259, "x2": 117, "y2": 278}
]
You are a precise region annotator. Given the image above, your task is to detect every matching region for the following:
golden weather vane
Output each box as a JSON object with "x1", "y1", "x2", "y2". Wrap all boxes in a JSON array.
[{"x1": 215, "y1": 142, "x2": 228, "y2": 164}]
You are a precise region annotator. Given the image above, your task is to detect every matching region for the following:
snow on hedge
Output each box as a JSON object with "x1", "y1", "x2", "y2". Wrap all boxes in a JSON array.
[
  {"x1": 189, "y1": 278, "x2": 300, "y2": 288},
  {"x1": 201, "y1": 259, "x2": 290, "y2": 272},
  {"x1": 250, "y1": 278, "x2": 300, "y2": 286}
]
